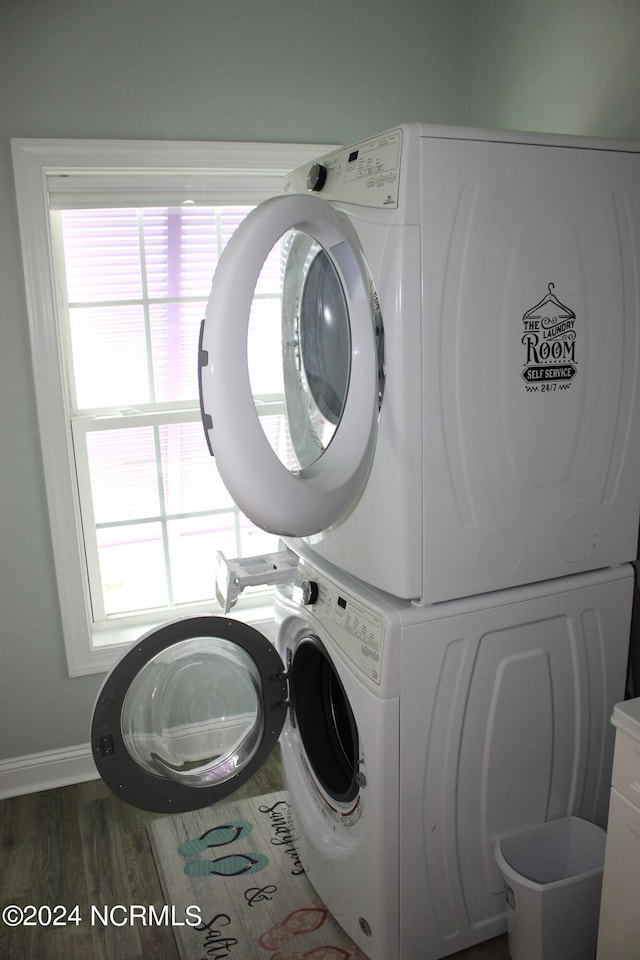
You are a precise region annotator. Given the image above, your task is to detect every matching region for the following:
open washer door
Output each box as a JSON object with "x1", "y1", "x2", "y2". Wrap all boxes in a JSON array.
[
  {"x1": 199, "y1": 193, "x2": 384, "y2": 538},
  {"x1": 91, "y1": 616, "x2": 287, "y2": 813}
]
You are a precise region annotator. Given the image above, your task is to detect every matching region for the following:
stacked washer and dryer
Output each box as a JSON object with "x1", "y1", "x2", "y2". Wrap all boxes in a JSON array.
[{"x1": 92, "y1": 125, "x2": 640, "y2": 958}]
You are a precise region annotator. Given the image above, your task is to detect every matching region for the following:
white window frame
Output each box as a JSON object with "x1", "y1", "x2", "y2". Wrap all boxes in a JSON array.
[{"x1": 12, "y1": 138, "x2": 335, "y2": 677}]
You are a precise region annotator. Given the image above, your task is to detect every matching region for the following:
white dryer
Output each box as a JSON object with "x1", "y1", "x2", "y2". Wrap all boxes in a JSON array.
[
  {"x1": 198, "y1": 124, "x2": 640, "y2": 603},
  {"x1": 91, "y1": 544, "x2": 634, "y2": 959}
]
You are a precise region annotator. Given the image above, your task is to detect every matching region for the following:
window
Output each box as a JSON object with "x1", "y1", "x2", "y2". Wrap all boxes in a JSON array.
[
  {"x1": 55, "y1": 205, "x2": 280, "y2": 621},
  {"x1": 12, "y1": 139, "x2": 334, "y2": 676}
]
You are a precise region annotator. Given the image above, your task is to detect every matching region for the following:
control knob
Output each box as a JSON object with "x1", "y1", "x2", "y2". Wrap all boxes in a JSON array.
[
  {"x1": 301, "y1": 579, "x2": 319, "y2": 605},
  {"x1": 306, "y1": 163, "x2": 328, "y2": 192}
]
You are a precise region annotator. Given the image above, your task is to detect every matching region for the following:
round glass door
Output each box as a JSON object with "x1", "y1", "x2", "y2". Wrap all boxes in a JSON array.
[
  {"x1": 248, "y1": 228, "x2": 354, "y2": 473},
  {"x1": 199, "y1": 193, "x2": 384, "y2": 538},
  {"x1": 277, "y1": 231, "x2": 352, "y2": 471},
  {"x1": 91, "y1": 617, "x2": 287, "y2": 813}
]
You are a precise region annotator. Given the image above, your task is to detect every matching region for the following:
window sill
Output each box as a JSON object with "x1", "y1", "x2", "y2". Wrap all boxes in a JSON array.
[{"x1": 81, "y1": 600, "x2": 277, "y2": 677}]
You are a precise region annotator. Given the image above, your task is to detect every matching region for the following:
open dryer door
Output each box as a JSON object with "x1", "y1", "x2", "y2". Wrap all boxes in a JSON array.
[
  {"x1": 198, "y1": 193, "x2": 384, "y2": 538},
  {"x1": 91, "y1": 617, "x2": 287, "y2": 813}
]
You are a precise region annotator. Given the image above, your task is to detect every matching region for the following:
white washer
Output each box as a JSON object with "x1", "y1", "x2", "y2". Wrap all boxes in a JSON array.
[
  {"x1": 199, "y1": 124, "x2": 640, "y2": 603},
  {"x1": 91, "y1": 545, "x2": 634, "y2": 959}
]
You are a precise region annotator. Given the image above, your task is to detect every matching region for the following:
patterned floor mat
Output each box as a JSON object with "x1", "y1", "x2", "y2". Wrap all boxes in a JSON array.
[{"x1": 148, "y1": 790, "x2": 368, "y2": 960}]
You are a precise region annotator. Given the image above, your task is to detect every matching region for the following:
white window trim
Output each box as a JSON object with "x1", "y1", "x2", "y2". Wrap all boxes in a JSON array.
[{"x1": 12, "y1": 138, "x2": 335, "y2": 678}]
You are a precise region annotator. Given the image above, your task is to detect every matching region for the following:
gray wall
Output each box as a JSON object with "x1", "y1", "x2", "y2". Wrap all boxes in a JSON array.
[
  {"x1": 0, "y1": 0, "x2": 639, "y2": 764},
  {"x1": 465, "y1": 0, "x2": 640, "y2": 137}
]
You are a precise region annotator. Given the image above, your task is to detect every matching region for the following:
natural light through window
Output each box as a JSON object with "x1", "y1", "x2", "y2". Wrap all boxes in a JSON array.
[{"x1": 55, "y1": 205, "x2": 280, "y2": 622}]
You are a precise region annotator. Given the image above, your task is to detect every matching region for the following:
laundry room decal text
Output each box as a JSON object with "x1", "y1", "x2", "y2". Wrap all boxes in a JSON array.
[{"x1": 521, "y1": 283, "x2": 577, "y2": 391}]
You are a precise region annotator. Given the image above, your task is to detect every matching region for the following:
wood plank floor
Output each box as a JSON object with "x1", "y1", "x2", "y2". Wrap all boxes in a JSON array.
[{"x1": 0, "y1": 746, "x2": 509, "y2": 959}]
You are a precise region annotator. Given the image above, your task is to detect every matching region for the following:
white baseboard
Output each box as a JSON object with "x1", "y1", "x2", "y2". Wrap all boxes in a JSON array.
[{"x1": 0, "y1": 743, "x2": 100, "y2": 799}]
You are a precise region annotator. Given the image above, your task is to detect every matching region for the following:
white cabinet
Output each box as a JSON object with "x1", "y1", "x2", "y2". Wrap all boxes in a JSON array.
[{"x1": 597, "y1": 698, "x2": 640, "y2": 959}]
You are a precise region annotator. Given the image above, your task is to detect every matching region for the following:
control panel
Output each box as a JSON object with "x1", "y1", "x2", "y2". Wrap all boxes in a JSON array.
[
  {"x1": 284, "y1": 128, "x2": 403, "y2": 209},
  {"x1": 294, "y1": 561, "x2": 385, "y2": 685}
]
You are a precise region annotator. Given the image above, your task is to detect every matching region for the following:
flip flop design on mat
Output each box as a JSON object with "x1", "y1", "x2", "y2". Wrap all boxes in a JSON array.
[
  {"x1": 178, "y1": 818, "x2": 267, "y2": 877},
  {"x1": 184, "y1": 852, "x2": 269, "y2": 878},
  {"x1": 259, "y1": 900, "x2": 369, "y2": 960},
  {"x1": 178, "y1": 820, "x2": 253, "y2": 857},
  {"x1": 259, "y1": 902, "x2": 329, "y2": 949}
]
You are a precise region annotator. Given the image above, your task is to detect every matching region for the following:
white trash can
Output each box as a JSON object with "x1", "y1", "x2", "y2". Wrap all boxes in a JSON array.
[{"x1": 494, "y1": 817, "x2": 606, "y2": 960}]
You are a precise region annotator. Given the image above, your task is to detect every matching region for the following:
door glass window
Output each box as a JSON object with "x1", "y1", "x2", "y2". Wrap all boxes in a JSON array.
[
  {"x1": 248, "y1": 231, "x2": 351, "y2": 473},
  {"x1": 120, "y1": 636, "x2": 263, "y2": 787}
]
